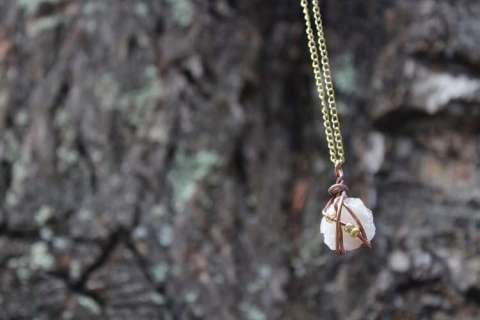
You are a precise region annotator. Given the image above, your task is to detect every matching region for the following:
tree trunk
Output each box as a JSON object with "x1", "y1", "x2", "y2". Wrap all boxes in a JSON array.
[{"x1": 0, "y1": 0, "x2": 479, "y2": 319}]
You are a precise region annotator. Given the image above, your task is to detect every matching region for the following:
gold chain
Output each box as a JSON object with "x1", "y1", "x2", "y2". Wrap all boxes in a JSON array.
[{"x1": 300, "y1": 0, "x2": 345, "y2": 166}]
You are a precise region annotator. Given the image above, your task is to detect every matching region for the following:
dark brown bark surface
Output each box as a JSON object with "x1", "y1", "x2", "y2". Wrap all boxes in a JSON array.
[{"x1": 0, "y1": 0, "x2": 479, "y2": 319}]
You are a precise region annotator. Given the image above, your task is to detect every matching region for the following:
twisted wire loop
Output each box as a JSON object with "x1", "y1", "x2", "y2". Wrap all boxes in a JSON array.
[{"x1": 322, "y1": 165, "x2": 370, "y2": 255}]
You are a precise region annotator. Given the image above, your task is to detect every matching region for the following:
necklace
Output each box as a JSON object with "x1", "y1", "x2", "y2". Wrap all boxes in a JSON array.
[{"x1": 300, "y1": 0, "x2": 375, "y2": 254}]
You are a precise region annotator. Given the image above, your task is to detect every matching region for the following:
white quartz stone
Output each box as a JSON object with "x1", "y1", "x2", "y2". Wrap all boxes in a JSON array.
[{"x1": 320, "y1": 197, "x2": 375, "y2": 251}]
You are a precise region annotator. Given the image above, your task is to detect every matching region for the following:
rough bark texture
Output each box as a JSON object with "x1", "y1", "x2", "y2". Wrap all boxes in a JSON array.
[{"x1": 0, "y1": 0, "x2": 479, "y2": 319}]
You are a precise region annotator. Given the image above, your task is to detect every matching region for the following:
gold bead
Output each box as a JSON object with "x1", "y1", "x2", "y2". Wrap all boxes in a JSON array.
[
  {"x1": 349, "y1": 227, "x2": 360, "y2": 238},
  {"x1": 325, "y1": 215, "x2": 335, "y2": 223},
  {"x1": 343, "y1": 223, "x2": 360, "y2": 238}
]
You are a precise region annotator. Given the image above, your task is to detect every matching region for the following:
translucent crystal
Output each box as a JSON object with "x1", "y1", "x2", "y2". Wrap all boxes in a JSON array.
[{"x1": 320, "y1": 197, "x2": 375, "y2": 251}]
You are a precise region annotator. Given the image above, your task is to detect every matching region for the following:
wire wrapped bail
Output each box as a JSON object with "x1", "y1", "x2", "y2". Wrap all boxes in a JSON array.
[{"x1": 328, "y1": 163, "x2": 348, "y2": 197}]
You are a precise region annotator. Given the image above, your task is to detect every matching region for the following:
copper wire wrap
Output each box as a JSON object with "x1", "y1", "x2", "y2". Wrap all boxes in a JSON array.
[{"x1": 322, "y1": 165, "x2": 371, "y2": 255}]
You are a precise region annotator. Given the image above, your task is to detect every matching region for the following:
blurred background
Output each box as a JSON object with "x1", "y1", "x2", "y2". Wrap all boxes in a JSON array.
[{"x1": 0, "y1": 0, "x2": 479, "y2": 319}]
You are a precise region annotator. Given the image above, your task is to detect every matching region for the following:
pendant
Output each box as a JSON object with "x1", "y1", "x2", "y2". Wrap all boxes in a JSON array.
[{"x1": 320, "y1": 167, "x2": 375, "y2": 255}]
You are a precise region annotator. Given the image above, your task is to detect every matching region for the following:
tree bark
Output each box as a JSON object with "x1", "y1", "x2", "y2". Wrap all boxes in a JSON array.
[{"x1": 0, "y1": 0, "x2": 479, "y2": 319}]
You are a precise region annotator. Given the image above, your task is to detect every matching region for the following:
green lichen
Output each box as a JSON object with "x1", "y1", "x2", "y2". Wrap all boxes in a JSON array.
[
  {"x1": 168, "y1": 150, "x2": 220, "y2": 211},
  {"x1": 184, "y1": 291, "x2": 198, "y2": 304},
  {"x1": 78, "y1": 295, "x2": 101, "y2": 315},
  {"x1": 16, "y1": 266, "x2": 31, "y2": 281},
  {"x1": 165, "y1": 0, "x2": 194, "y2": 27},
  {"x1": 6, "y1": 150, "x2": 32, "y2": 207},
  {"x1": 158, "y1": 224, "x2": 174, "y2": 247},
  {"x1": 78, "y1": 209, "x2": 93, "y2": 221},
  {"x1": 82, "y1": 1, "x2": 106, "y2": 15},
  {"x1": 35, "y1": 205, "x2": 53, "y2": 225},
  {"x1": 5, "y1": 191, "x2": 19, "y2": 207},
  {"x1": 18, "y1": 0, "x2": 63, "y2": 15},
  {"x1": 57, "y1": 146, "x2": 79, "y2": 167},
  {"x1": 126, "y1": 66, "x2": 163, "y2": 127},
  {"x1": 247, "y1": 265, "x2": 271, "y2": 293},
  {"x1": 27, "y1": 15, "x2": 65, "y2": 37},
  {"x1": 54, "y1": 108, "x2": 70, "y2": 127},
  {"x1": 30, "y1": 242, "x2": 55, "y2": 271},
  {"x1": 101, "y1": 66, "x2": 163, "y2": 131},
  {"x1": 2, "y1": 129, "x2": 27, "y2": 206},
  {"x1": 150, "y1": 293, "x2": 165, "y2": 305},
  {"x1": 134, "y1": 2, "x2": 148, "y2": 17},
  {"x1": 12, "y1": 158, "x2": 29, "y2": 185},
  {"x1": 240, "y1": 303, "x2": 267, "y2": 320},
  {"x1": 93, "y1": 67, "x2": 164, "y2": 139},
  {"x1": 152, "y1": 263, "x2": 169, "y2": 282},
  {"x1": 15, "y1": 110, "x2": 29, "y2": 126},
  {"x1": 18, "y1": 0, "x2": 70, "y2": 36},
  {"x1": 6, "y1": 241, "x2": 56, "y2": 280},
  {"x1": 2, "y1": 129, "x2": 21, "y2": 163},
  {"x1": 69, "y1": 260, "x2": 82, "y2": 279},
  {"x1": 151, "y1": 204, "x2": 167, "y2": 218},
  {"x1": 334, "y1": 52, "x2": 357, "y2": 96},
  {"x1": 7, "y1": 257, "x2": 31, "y2": 281}
]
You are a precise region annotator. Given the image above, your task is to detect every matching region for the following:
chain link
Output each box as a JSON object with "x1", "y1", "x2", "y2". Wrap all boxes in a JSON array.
[{"x1": 300, "y1": 0, "x2": 345, "y2": 166}]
